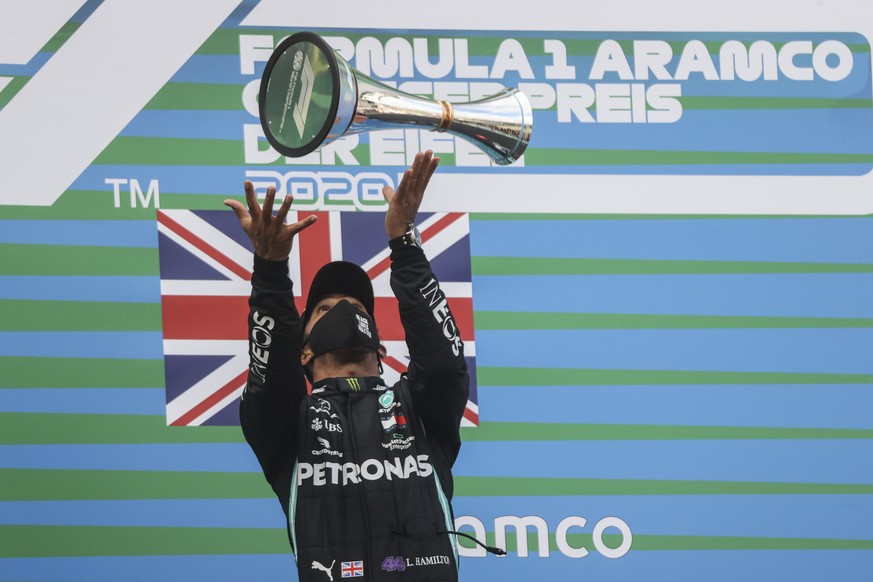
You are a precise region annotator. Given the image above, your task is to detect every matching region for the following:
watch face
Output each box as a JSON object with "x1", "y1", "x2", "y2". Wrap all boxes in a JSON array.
[{"x1": 412, "y1": 226, "x2": 422, "y2": 247}]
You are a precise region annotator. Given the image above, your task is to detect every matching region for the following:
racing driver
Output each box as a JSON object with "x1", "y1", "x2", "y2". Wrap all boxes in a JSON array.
[{"x1": 225, "y1": 151, "x2": 488, "y2": 581}]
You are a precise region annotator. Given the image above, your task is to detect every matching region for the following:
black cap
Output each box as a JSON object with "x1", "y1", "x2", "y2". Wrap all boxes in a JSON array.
[{"x1": 301, "y1": 261, "x2": 375, "y2": 334}]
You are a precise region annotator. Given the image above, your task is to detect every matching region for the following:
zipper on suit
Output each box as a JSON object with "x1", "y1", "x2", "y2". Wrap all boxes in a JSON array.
[{"x1": 346, "y1": 392, "x2": 374, "y2": 582}]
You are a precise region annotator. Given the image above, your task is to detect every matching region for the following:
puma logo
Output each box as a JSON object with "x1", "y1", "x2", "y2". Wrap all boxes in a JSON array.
[{"x1": 311, "y1": 560, "x2": 335, "y2": 581}]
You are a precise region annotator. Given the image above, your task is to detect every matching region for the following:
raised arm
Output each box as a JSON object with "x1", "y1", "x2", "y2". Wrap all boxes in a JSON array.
[
  {"x1": 224, "y1": 183, "x2": 316, "y2": 493},
  {"x1": 383, "y1": 152, "x2": 470, "y2": 457}
]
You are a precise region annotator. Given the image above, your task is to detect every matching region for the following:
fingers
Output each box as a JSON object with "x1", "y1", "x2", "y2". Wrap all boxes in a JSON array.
[
  {"x1": 223, "y1": 199, "x2": 250, "y2": 222},
  {"x1": 423, "y1": 155, "x2": 440, "y2": 190},
  {"x1": 381, "y1": 185, "x2": 396, "y2": 204},
  {"x1": 261, "y1": 186, "x2": 276, "y2": 220},
  {"x1": 289, "y1": 214, "x2": 318, "y2": 235},
  {"x1": 243, "y1": 181, "x2": 262, "y2": 221},
  {"x1": 276, "y1": 193, "x2": 293, "y2": 224}
]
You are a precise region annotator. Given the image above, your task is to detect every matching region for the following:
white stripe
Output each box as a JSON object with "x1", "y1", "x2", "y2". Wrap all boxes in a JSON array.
[
  {"x1": 161, "y1": 210, "x2": 254, "y2": 275},
  {"x1": 244, "y1": 0, "x2": 873, "y2": 35},
  {"x1": 0, "y1": 0, "x2": 85, "y2": 64},
  {"x1": 162, "y1": 339, "x2": 247, "y2": 356},
  {"x1": 0, "y1": 77, "x2": 11, "y2": 93},
  {"x1": 421, "y1": 215, "x2": 470, "y2": 264},
  {"x1": 165, "y1": 353, "x2": 248, "y2": 425},
  {"x1": 289, "y1": 460, "x2": 300, "y2": 563},
  {"x1": 157, "y1": 221, "x2": 242, "y2": 282},
  {"x1": 370, "y1": 278, "x2": 472, "y2": 298},
  {"x1": 382, "y1": 340, "x2": 476, "y2": 359},
  {"x1": 288, "y1": 211, "x2": 303, "y2": 297},
  {"x1": 329, "y1": 212, "x2": 344, "y2": 261},
  {"x1": 160, "y1": 280, "x2": 252, "y2": 296},
  {"x1": 0, "y1": 0, "x2": 240, "y2": 206},
  {"x1": 185, "y1": 382, "x2": 246, "y2": 427}
]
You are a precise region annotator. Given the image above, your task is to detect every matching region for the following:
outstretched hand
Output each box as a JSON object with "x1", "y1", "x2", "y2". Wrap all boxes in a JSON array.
[
  {"x1": 224, "y1": 182, "x2": 317, "y2": 261},
  {"x1": 382, "y1": 150, "x2": 440, "y2": 239}
]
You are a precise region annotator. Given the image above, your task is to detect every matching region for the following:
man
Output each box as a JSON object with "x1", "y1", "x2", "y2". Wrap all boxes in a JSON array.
[{"x1": 225, "y1": 151, "x2": 480, "y2": 581}]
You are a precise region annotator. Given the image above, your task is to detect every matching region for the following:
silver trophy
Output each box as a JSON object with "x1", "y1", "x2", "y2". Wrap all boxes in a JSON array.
[{"x1": 258, "y1": 32, "x2": 532, "y2": 165}]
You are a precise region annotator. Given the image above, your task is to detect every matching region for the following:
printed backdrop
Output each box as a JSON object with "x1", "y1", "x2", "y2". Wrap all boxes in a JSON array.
[{"x1": 1, "y1": 0, "x2": 872, "y2": 580}]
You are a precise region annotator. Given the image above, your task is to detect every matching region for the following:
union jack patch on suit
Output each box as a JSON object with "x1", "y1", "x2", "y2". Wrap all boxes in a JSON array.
[
  {"x1": 157, "y1": 209, "x2": 479, "y2": 427},
  {"x1": 341, "y1": 560, "x2": 364, "y2": 578}
]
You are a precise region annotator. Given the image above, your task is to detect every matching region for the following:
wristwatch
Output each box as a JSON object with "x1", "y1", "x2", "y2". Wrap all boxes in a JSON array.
[{"x1": 388, "y1": 224, "x2": 422, "y2": 250}]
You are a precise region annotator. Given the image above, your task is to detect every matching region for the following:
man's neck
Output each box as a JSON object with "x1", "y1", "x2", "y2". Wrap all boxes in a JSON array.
[{"x1": 311, "y1": 351, "x2": 380, "y2": 383}]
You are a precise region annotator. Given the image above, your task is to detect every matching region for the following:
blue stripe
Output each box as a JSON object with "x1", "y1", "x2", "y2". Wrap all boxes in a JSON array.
[
  {"x1": 0, "y1": 277, "x2": 160, "y2": 302},
  {"x1": 70, "y1": 164, "x2": 873, "y2": 198},
  {"x1": 475, "y1": 328, "x2": 873, "y2": 374},
  {"x1": 0, "y1": 332, "x2": 163, "y2": 359},
  {"x1": 0, "y1": 555, "x2": 296, "y2": 582},
  {"x1": 538, "y1": 108, "x2": 873, "y2": 154},
  {"x1": 0, "y1": 221, "x2": 157, "y2": 248},
  {"x1": 0, "y1": 389, "x2": 164, "y2": 415},
  {"x1": 478, "y1": 384, "x2": 873, "y2": 429},
  {"x1": 171, "y1": 55, "x2": 255, "y2": 85},
  {"x1": 119, "y1": 107, "x2": 873, "y2": 154},
  {"x1": 461, "y1": 552, "x2": 872, "y2": 582},
  {"x1": 0, "y1": 53, "x2": 51, "y2": 76},
  {"x1": 452, "y1": 494, "x2": 873, "y2": 539},
  {"x1": 121, "y1": 111, "x2": 253, "y2": 140},
  {"x1": 0, "y1": 499, "x2": 283, "y2": 528},
  {"x1": 472, "y1": 273, "x2": 873, "y2": 318},
  {"x1": 453, "y1": 440, "x2": 873, "y2": 484},
  {"x1": 1, "y1": 495, "x2": 866, "y2": 539},
  {"x1": 0, "y1": 550, "x2": 869, "y2": 582},
  {"x1": 471, "y1": 217, "x2": 873, "y2": 263},
  {"x1": 0, "y1": 444, "x2": 258, "y2": 472},
  {"x1": 9, "y1": 439, "x2": 869, "y2": 484}
]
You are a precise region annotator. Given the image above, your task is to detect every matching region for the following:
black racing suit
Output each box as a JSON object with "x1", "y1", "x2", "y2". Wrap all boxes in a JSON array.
[{"x1": 240, "y1": 246, "x2": 469, "y2": 582}]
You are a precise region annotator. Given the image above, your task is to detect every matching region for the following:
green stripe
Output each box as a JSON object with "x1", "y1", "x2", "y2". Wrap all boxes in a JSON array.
[
  {"x1": 6, "y1": 470, "x2": 869, "y2": 501},
  {"x1": 0, "y1": 76, "x2": 29, "y2": 108},
  {"x1": 681, "y1": 96, "x2": 873, "y2": 110},
  {"x1": 93, "y1": 136, "x2": 373, "y2": 166},
  {"x1": 1, "y1": 525, "x2": 869, "y2": 558},
  {"x1": 89, "y1": 137, "x2": 873, "y2": 168},
  {"x1": 0, "y1": 244, "x2": 158, "y2": 275},
  {"x1": 94, "y1": 137, "x2": 243, "y2": 166},
  {"x1": 145, "y1": 82, "x2": 244, "y2": 110},
  {"x1": 459, "y1": 532, "x2": 873, "y2": 554},
  {"x1": 470, "y1": 213, "x2": 873, "y2": 221},
  {"x1": 460, "y1": 422, "x2": 873, "y2": 442},
  {"x1": 0, "y1": 190, "x2": 238, "y2": 219},
  {"x1": 524, "y1": 148, "x2": 873, "y2": 167},
  {"x1": 0, "y1": 525, "x2": 287, "y2": 557},
  {"x1": 0, "y1": 413, "x2": 244, "y2": 445},
  {"x1": 474, "y1": 311, "x2": 873, "y2": 330},
  {"x1": 141, "y1": 84, "x2": 873, "y2": 113},
  {"x1": 1, "y1": 469, "x2": 269, "y2": 501},
  {"x1": 0, "y1": 300, "x2": 161, "y2": 331},
  {"x1": 0, "y1": 357, "x2": 164, "y2": 388},
  {"x1": 478, "y1": 367, "x2": 873, "y2": 386},
  {"x1": 472, "y1": 256, "x2": 873, "y2": 275},
  {"x1": 42, "y1": 22, "x2": 80, "y2": 52},
  {"x1": 630, "y1": 534, "x2": 873, "y2": 551},
  {"x1": 454, "y1": 476, "x2": 873, "y2": 496}
]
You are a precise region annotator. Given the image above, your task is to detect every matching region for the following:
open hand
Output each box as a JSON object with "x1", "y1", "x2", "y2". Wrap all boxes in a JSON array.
[
  {"x1": 382, "y1": 150, "x2": 440, "y2": 239},
  {"x1": 224, "y1": 182, "x2": 317, "y2": 261}
]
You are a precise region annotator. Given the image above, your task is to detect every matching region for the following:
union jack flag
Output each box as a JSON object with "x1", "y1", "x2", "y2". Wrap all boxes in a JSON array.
[
  {"x1": 157, "y1": 208, "x2": 479, "y2": 427},
  {"x1": 341, "y1": 560, "x2": 364, "y2": 578}
]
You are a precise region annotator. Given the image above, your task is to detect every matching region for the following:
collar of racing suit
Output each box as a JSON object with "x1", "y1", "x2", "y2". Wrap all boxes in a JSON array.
[{"x1": 310, "y1": 376, "x2": 388, "y2": 395}]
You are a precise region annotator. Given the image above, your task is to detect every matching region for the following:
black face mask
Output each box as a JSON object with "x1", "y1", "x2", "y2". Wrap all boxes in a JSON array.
[{"x1": 307, "y1": 299, "x2": 381, "y2": 358}]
